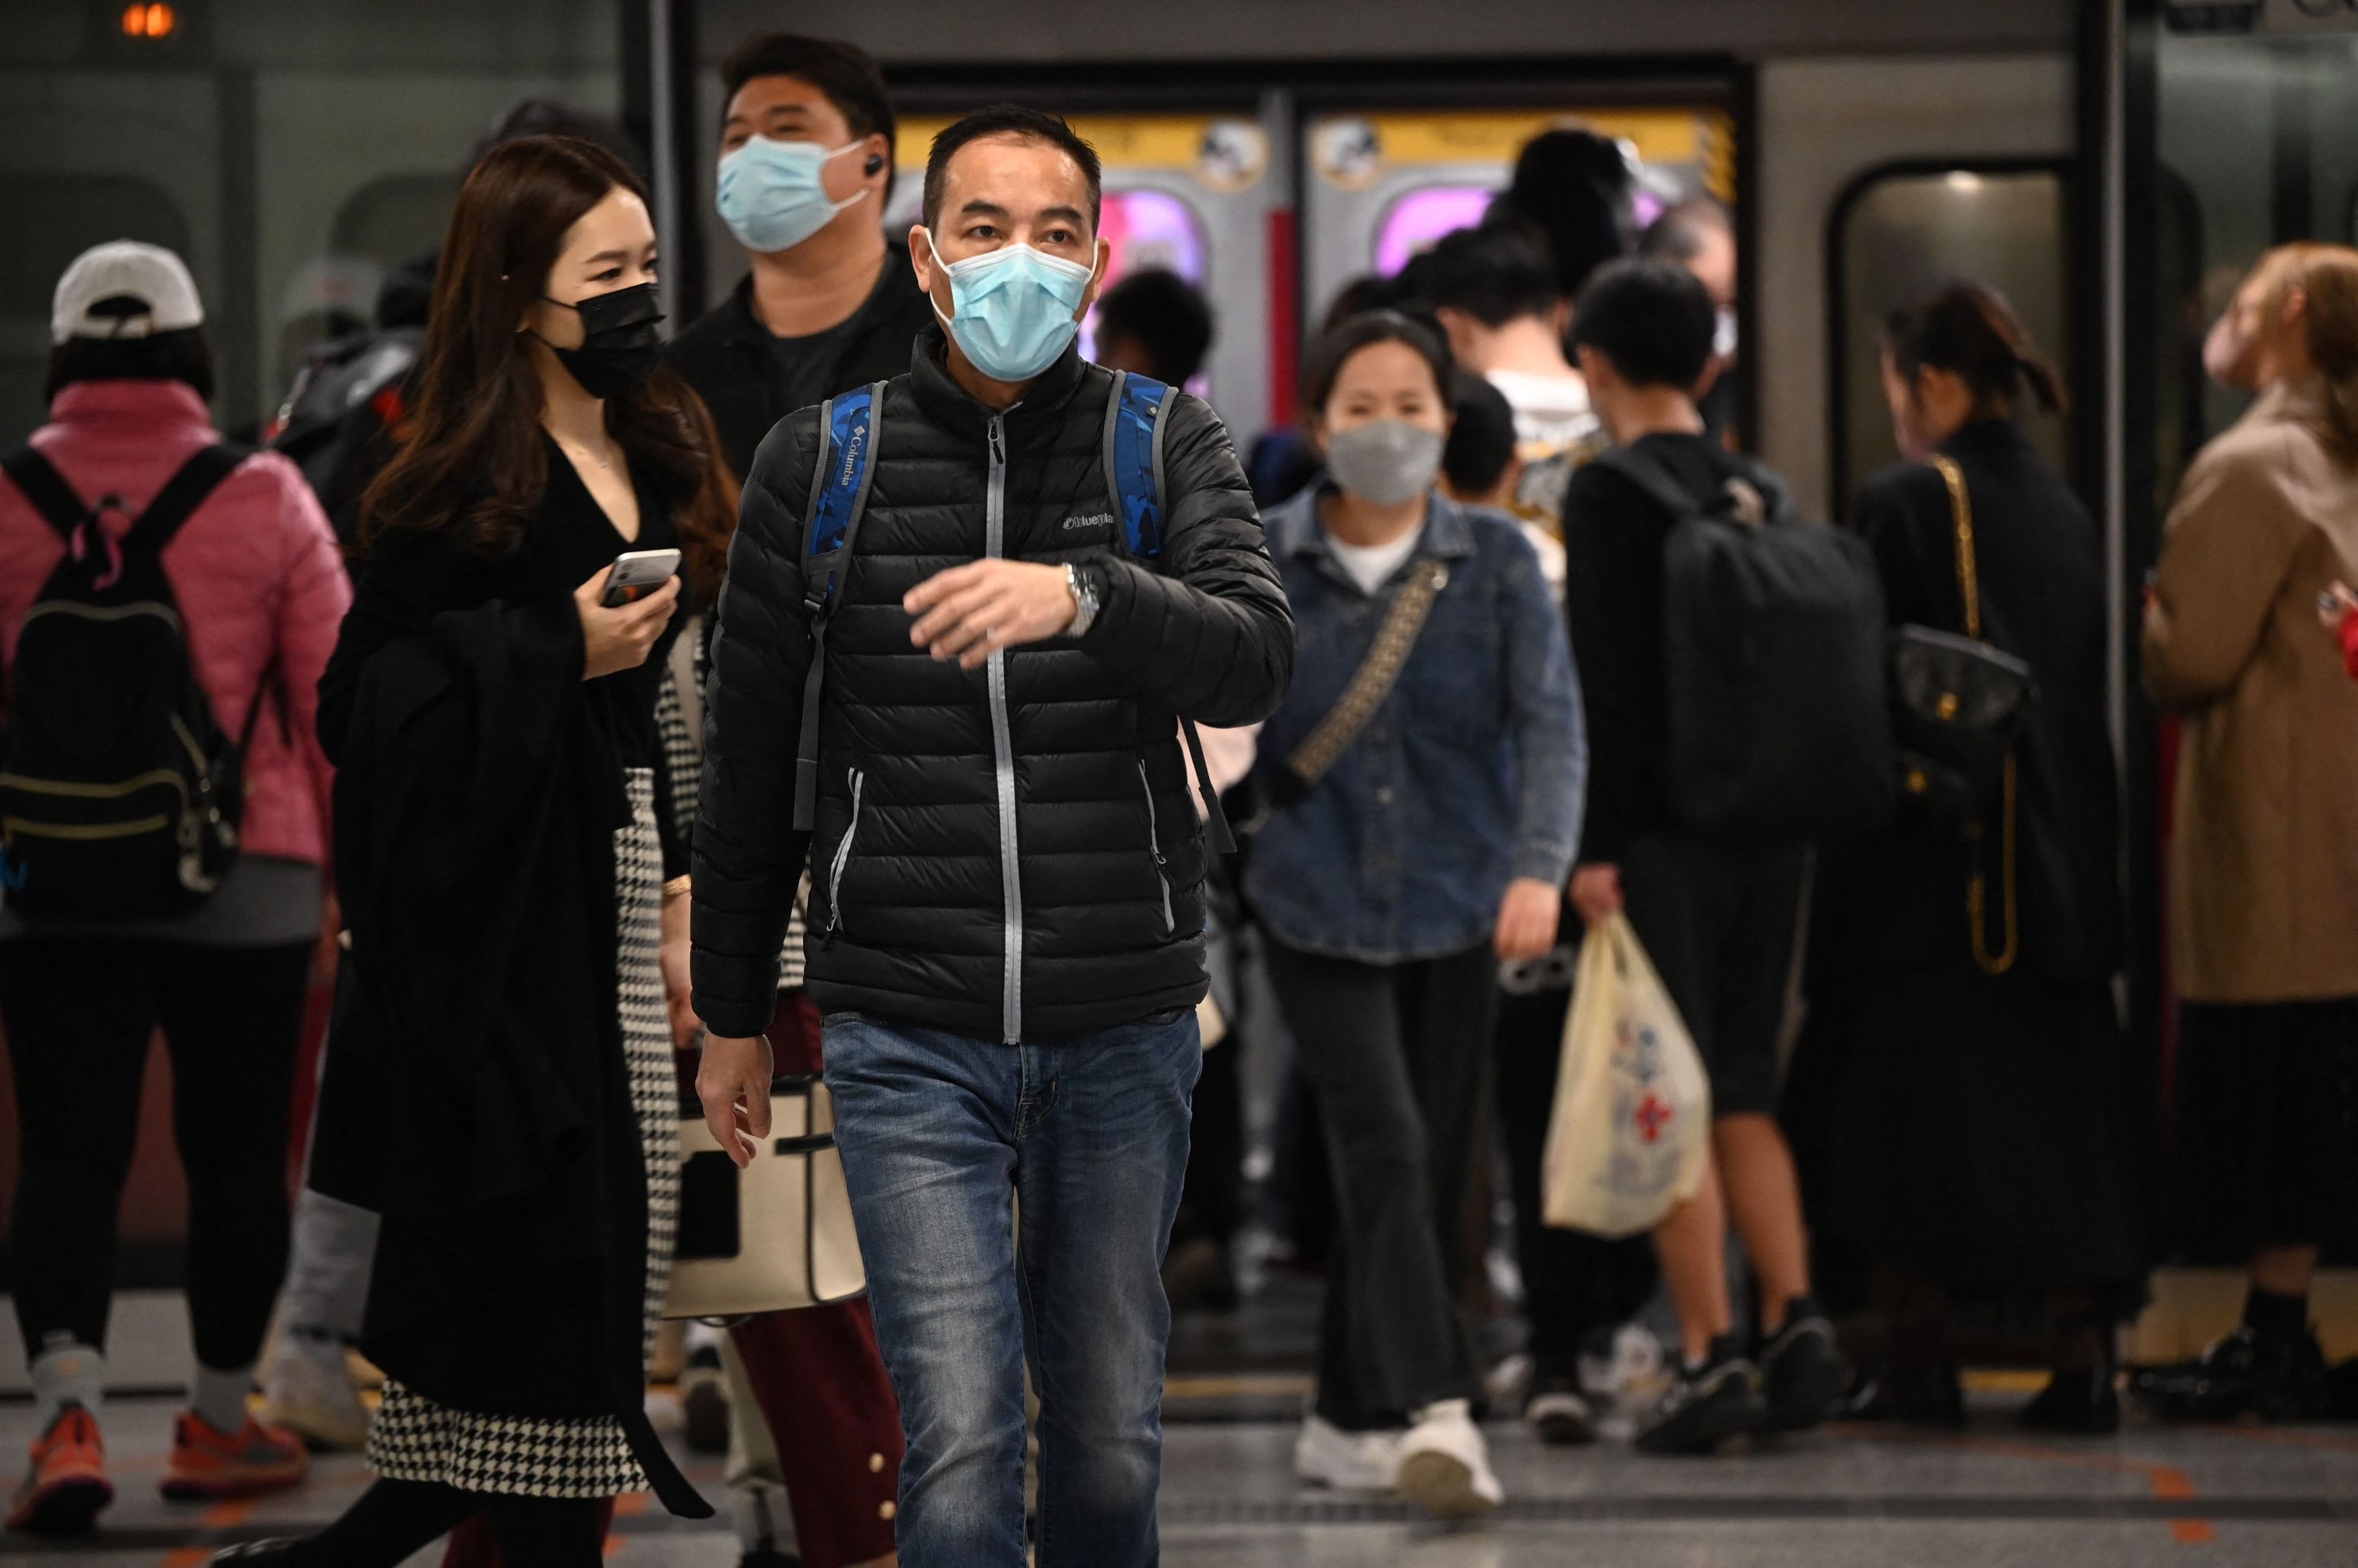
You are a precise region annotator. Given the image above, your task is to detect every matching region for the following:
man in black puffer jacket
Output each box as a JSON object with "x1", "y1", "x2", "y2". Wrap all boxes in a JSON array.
[{"x1": 691, "y1": 107, "x2": 1291, "y2": 1568}]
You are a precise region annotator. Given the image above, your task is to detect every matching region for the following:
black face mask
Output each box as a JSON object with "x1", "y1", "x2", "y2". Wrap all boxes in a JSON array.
[{"x1": 539, "y1": 282, "x2": 664, "y2": 400}]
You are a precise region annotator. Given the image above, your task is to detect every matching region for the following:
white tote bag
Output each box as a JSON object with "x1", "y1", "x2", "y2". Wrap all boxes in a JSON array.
[
  {"x1": 1541, "y1": 914, "x2": 1712, "y2": 1239},
  {"x1": 664, "y1": 1074, "x2": 866, "y2": 1319}
]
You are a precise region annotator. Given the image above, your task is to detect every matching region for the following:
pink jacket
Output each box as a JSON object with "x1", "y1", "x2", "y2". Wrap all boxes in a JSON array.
[{"x1": 1, "y1": 380, "x2": 349, "y2": 869}]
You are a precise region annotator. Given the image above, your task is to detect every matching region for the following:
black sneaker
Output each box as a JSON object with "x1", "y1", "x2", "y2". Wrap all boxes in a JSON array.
[
  {"x1": 2131, "y1": 1326, "x2": 2332, "y2": 1423},
  {"x1": 1844, "y1": 1363, "x2": 1967, "y2": 1428},
  {"x1": 1635, "y1": 1342, "x2": 1769, "y2": 1456},
  {"x1": 738, "y1": 1553, "x2": 802, "y2": 1568},
  {"x1": 1759, "y1": 1300, "x2": 1849, "y2": 1433},
  {"x1": 2018, "y1": 1368, "x2": 2122, "y2": 1436},
  {"x1": 1523, "y1": 1371, "x2": 1596, "y2": 1446}
]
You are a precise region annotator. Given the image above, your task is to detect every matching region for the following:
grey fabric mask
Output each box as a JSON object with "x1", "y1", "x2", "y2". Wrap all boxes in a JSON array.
[{"x1": 1326, "y1": 420, "x2": 1444, "y2": 507}]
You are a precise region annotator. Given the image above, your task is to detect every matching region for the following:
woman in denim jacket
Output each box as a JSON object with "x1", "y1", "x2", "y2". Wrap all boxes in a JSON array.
[{"x1": 1248, "y1": 311, "x2": 1585, "y2": 1520}]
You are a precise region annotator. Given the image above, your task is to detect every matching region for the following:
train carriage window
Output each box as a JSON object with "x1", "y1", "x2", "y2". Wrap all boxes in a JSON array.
[
  {"x1": 1829, "y1": 163, "x2": 2072, "y2": 510},
  {"x1": 1082, "y1": 187, "x2": 1211, "y2": 394}
]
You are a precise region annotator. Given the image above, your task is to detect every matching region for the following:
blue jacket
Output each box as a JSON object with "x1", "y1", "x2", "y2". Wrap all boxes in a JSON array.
[{"x1": 1246, "y1": 484, "x2": 1586, "y2": 963}]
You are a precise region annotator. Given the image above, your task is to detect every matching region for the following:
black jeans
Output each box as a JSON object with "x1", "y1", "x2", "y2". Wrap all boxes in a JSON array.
[
  {"x1": 1492, "y1": 983, "x2": 1660, "y2": 1379},
  {"x1": 0, "y1": 938, "x2": 311, "y2": 1370},
  {"x1": 1264, "y1": 937, "x2": 1496, "y2": 1431}
]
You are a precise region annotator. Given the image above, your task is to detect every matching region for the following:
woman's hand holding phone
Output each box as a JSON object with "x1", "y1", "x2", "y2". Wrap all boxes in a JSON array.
[{"x1": 576, "y1": 566, "x2": 681, "y2": 680}]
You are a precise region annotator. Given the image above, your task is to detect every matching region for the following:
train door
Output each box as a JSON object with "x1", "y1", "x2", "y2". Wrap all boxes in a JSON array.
[
  {"x1": 885, "y1": 110, "x2": 1276, "y2": 446},
  {"x1": 1295, "y1": 104, "x2": 1735, "y2": 330}
]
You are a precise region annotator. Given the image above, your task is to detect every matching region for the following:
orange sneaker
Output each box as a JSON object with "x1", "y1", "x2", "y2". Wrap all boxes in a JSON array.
[
  {"x1": 160, "y1": 1411, "x2": 310, "y2": 1500},
  {"x1": 6, "y1": 1402, "x2": 111, "y2": 1535}
]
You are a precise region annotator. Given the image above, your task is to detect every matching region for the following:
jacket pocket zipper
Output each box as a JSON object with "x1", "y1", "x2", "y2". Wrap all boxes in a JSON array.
[
  {"x1": 1138, "y1": 760, "x2": 1174, "y2": 939},
  {"x1": 824, "y1": 767, "x2": 865, "y2": 942}
]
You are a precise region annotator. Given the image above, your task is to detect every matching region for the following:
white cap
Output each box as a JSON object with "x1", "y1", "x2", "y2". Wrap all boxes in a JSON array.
[{"x1": 51, "y1": 241, "x2": 204, "y2": 344}]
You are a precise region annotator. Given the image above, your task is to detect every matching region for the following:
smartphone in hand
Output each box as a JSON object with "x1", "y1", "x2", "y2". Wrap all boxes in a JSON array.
[{"x1": 603, "y1": 548, "x2": 682, "y2": 608}]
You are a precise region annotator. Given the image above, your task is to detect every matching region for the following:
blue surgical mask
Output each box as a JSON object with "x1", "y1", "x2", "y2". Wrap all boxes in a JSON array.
[
  {"x1": 715, "y1": 137, "x2": 868, "y2": 254},
  {"x1": 924, "y1": 230, "x2": 1096, "y2": 383}
]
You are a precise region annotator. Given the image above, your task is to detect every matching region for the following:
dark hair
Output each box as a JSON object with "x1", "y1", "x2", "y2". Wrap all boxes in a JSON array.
[
  {"x1": 1490, "y1": 127, "x2": 1633, "y2": 301},
  {"x1": 923, "y1": 105, "x2": 1101, "y2": 233},
  {"x1": 472, "y1": 99, "x2": 646, "y2": 183},
  {"x1": 1094, "y1": 268, "x2": 1213, "y2": 385},
  {"x1": 1442, "y1": 368, "x2": 1517, "y2": 497},
  {"x1": 1300, "y1": 309, "x2": 1452, "y2": 416},
  {"x1": 719, "y1": 33, "x2": 897, "y2": 205},
  {"x1": 1883, "y1": 281, "x2": 2066, "y2": 418},
  {"x1": 1414, "y1": 223, "x2": 1557, "y2": 328},
  {"x1": 1569, "y1": 258, "x2": 1716, "y2": 391},
  {"x1": 359, "y1": 135, "x2": 735, "y2": 600},
  {"x1": 45, "y1": 322, "x2": 215, "y2": 403},
  {"x1": 1318, "y1": 272, "x2": 1411, "y2": 340},
  {"x1": 1639, "y1": 196, "x2": 1732, "y2": 265}
]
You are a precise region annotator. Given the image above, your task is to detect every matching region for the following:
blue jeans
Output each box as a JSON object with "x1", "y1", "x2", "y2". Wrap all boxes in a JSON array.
[{"x1": 823, "y1": 1007, "x2": 1201, "y2": 1568}]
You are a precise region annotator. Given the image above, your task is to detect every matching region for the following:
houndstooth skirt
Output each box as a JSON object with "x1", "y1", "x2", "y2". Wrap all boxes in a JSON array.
[{"x1": 367, "y1": 769, "x2": 679, "y2": 1497}]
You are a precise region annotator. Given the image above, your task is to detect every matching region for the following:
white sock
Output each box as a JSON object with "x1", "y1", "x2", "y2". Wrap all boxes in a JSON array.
[
  {"x1": 192, "y1": 1363, "x2": 253, "y2": 1435},
  {"x1": 29, "y1": 1339, "x2": 105, "y2": 1431}
]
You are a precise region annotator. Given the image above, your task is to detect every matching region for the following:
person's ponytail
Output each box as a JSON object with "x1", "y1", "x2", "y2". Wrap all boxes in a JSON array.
[
  {"x1": 1884, "y1": 280, "x2": 2067, "y2": 420},
  {"x1": 2289, "y1": 245, "x2": 2358, "y2": 458}
]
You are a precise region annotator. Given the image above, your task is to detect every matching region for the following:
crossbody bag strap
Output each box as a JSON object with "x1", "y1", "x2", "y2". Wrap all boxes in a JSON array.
[
  {"x1": 1282, "y1": 558, "x2": 1451, "y2": 791},
  {"x1": 1932, "y1": 454, "x2": 2017, "y2": 977}
]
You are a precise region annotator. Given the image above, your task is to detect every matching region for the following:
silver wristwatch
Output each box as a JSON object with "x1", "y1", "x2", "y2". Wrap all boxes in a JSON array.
[{"x1": 1065, "y1": 561, "x2": 1101, "y2": 637}]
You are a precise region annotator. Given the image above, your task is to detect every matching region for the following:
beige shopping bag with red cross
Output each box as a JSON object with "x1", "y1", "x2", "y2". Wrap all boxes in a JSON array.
[{"x1": 1541, "y1": 913, "x2": 1712, "y2": 1239}]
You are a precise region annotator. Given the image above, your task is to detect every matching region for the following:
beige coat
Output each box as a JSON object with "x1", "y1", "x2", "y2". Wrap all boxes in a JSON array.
[{"x1": 2145, "y1": 378, "x2": 2358, "y2": 1002}]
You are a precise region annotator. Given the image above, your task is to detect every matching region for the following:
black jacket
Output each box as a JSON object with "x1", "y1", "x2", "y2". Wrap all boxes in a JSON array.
[
  {"x1": 309, "y1": 477, "x2": 705, "y2": 1520},
  {"x1": 1813, "y1": 418, "x2": 2123, "y2": 982},
  {"x1": 662, "y1": 242, "x2": 940, "y2": 480},
  {"x1": 691, "y1": 325, "x2": 1293, "y2": 1043}
]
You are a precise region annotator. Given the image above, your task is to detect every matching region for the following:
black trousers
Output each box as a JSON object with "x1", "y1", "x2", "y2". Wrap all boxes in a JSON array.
[
  {"x1": 1264, "y1": 936, "x2": 1495, "y2": 1430},
  {"x1": 0, "y1": 938, "x2": 311, "y2": 1369},
  {"x1": 1492, "y1": 983, "x2": 1660, "y2": 1378}
]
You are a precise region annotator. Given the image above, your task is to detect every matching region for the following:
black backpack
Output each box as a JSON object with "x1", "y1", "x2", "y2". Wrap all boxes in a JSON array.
[
  {"x1": 0, "y1": 443, "x2": 267, "y2": 922},
  {"x1": 1597, "y1": 445, "x2": 1894, "y2": 843}
]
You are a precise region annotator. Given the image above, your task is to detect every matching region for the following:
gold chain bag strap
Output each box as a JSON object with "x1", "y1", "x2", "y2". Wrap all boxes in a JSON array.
[
  {"x1": 1273, "y1": 559, "x2": 1451, "y2": 803},
  {"x1": 1932, "y1": 455, "x2": 2019, "y2": 976}
]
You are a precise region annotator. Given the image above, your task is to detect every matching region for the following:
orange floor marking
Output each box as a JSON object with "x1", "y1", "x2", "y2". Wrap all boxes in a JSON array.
[
  {"x1": 1844, "y1": 1428, "x2": 2216, "y2": 1547},
  {"x1": 160, "y1": 1498, "x2": 256, "y2": 1568}
]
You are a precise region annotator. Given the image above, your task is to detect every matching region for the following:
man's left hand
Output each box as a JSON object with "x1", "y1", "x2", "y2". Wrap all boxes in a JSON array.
[{"x1": 905, "y1": 560, "x2": 1078, "y2": 669}]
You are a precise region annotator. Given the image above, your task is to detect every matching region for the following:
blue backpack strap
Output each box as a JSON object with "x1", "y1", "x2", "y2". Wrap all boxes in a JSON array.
[
  {"x1": 792, "y1": 381, "x2": 886, "y2": 833},
  {"x1": 1098, "y1": 371, "x2": 1237, "y2": 856}
]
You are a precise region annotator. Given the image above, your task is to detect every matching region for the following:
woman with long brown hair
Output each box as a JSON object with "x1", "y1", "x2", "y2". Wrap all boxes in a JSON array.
[
  {"x1": 2138, "y1": 243, "x2": 2358, "y2": 1425},
  {"x1": 1792, "y1": 282, "x2": 2145, "y2": 1433},
  {"x1": 224, "y1": 134, "x2": 732, "y2": 1566}
]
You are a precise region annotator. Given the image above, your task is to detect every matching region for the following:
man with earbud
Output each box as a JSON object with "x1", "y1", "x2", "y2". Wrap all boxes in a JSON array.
[
  {"x1": 665, "y1": 32, "x2": 938, "y2": 480},
  {"x1": 661, "y1": 33, "x2": 933, "y2": 1568}
]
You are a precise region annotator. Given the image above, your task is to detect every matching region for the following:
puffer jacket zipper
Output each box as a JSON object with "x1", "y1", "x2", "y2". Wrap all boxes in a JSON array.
[
  {"x1": 1137, "y1": 759, "x2": 1174, "y2": 939},
  {"x1": 823, "y1": 766, "x2": 865, "y2": 942},
  {"x1": 985, "y1": 415, "x2": 1024, "y2": 1042}
]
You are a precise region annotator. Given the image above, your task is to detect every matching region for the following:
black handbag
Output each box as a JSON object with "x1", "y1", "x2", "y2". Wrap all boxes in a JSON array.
[{"x1": 1888, "y1": 454, "x2": 2036, "y2": 974}]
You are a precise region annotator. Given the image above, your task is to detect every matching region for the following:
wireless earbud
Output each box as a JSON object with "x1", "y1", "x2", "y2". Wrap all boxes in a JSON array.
[{"x1": 865, "y1": 153, "x2": 887, "y2": 175}]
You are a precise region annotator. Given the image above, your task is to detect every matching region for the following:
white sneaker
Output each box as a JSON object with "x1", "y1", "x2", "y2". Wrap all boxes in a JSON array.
[
  {"x1": 1293, "y1": 1415, "x2": 1402, "y2": 1491},
  {"x1": 257, "y1": 1333, "x2": 370, "y2": 1452},
  {"x1": 1395, "y1": 1399, "x2": 1504, "y2": 1519}
]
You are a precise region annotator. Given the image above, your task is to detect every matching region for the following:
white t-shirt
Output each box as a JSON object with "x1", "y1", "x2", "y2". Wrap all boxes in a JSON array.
[
  {"x1": 1485, "y1": 368, "x2": 1601, "y2": 455},
  {"x1": 1326, "y1": 530, "x2": 1422, "y2": 596}
]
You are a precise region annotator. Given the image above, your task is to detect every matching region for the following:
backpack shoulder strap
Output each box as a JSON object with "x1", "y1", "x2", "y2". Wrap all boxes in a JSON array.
[
  {"x1": 2, "y1": 446, "x2": 96, "y2": 541},
  {"x1": 1097, "y1": 372, "x2": 1237, "y2": 854},
  {"x1": 793, "y1": 382, "x2": 887, "y2": 833},
  {"x1": 123, "y1": 444, "x2": 252, "y2": 556},
  {"x1": 1591, "y1": 444, "x2": 1706, "y2": 525}
]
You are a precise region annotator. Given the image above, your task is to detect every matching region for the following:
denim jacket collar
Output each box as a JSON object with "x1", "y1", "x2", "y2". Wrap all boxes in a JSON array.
[{"x1": 1269, "y1": 480, "x2": 1481, "y2": 585}]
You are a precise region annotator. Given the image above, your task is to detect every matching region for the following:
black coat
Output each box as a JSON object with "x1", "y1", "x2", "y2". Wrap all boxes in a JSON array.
[
  {"x1": 309, "y1": 467, "x2": 705, "y2": 1518},
  {"x1": 1812, "y1": 418, "x2": 2122, "y2": 984},
  {"x1": 662, "y1": 243, "x2": 940, "y2": 482},
  {"x1": 691, "y1": 325, "x2": 1293, "y2": 1044}
]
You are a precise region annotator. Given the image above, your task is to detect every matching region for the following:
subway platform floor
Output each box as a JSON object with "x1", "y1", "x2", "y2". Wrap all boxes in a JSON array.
[{"x1": 3, "y1": 1391, "x2": 2357, "y2": 1568}]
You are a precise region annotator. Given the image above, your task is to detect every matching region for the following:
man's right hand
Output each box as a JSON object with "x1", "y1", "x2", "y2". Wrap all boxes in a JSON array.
[
  {"x1": 576, "y1": 567, "x2": 681, "y2": 682},
  {"x1": 696, "y1": 1031, "x2": 775, "y2": 1169},
  {"x1": 1570, "y1": 863, "x2": 1623, "y2": 928}
]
